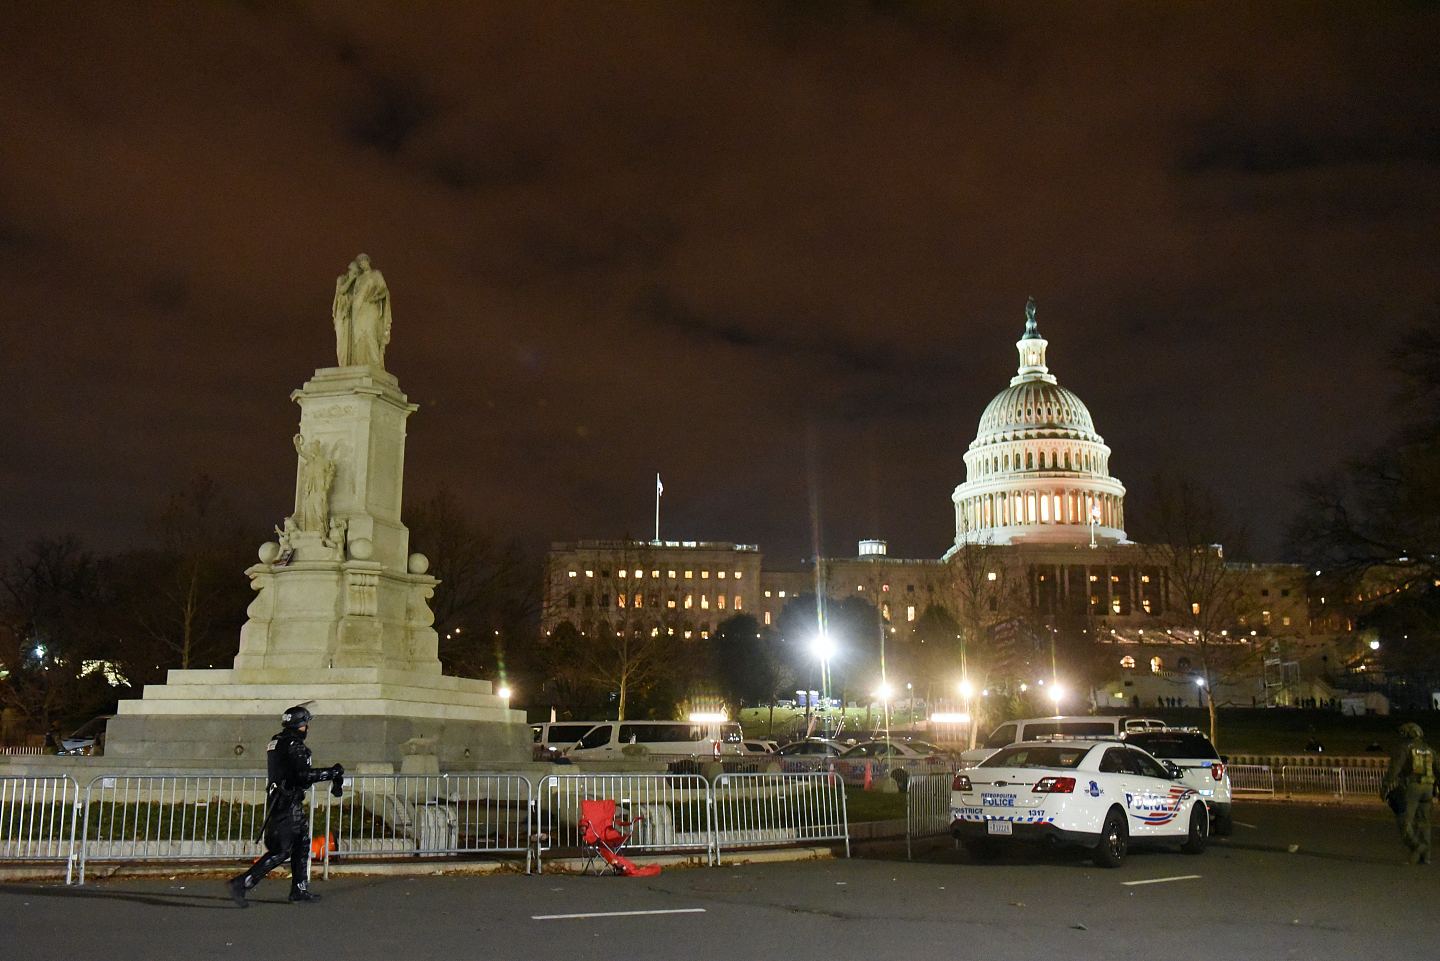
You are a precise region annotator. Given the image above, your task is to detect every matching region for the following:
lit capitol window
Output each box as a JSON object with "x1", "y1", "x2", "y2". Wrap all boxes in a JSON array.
[
  {"x1": 987, "y1": 572, "x2": 997, "y2": 581},
  {"x1": 567, "y1": 571, "x2": 578, "y2": 578}
]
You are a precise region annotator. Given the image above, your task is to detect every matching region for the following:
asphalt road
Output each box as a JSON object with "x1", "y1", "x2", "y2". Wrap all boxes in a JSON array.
[{"x1": 2, "y1": 802, "x2": 1436, "y2": 961}]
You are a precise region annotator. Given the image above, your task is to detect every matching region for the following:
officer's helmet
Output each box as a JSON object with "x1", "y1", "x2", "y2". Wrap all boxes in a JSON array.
[
  {"x1": 1399, "y1": 722, "x2": 1424, "y2": 740},
  {"x1": 281, "y1": 704, "x2": 314, "y2": 730}
]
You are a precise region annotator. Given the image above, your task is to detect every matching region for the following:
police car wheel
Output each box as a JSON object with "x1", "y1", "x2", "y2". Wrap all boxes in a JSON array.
[
  {"x1": 1212, "y1": 811, "x2": 1233, "y2": 836},
  {"x1": 1181, "y1": 803, "x2": 1209, "y2": 855},
  {"x1": 1092, "y1": 808, "x2": 1128, "y2": 868}
]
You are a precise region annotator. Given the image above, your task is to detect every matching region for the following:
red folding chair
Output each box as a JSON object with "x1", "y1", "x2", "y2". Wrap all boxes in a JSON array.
[{"x1": 577, "y1": 799, "x2": 661, "y2": 877}]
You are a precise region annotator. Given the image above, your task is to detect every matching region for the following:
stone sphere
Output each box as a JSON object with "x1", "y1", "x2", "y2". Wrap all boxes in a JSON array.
[
  {"x1": 258, "y1": 542, "x2": 281, "y2": 564},
  {"x1": 408, "y1": 552, "x2": 430, "y2": 575},
  {"x1": 348, "y1": 537, "x2": 374, "y2": 561}
]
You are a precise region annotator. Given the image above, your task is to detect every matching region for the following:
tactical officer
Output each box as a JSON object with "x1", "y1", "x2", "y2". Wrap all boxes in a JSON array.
[
  {"x1": 1382, "y1": 721, "x2": 1437, "y2": 865},
  {"x1": 227, "y1": 705, "x2": 345, "y2": 906}
]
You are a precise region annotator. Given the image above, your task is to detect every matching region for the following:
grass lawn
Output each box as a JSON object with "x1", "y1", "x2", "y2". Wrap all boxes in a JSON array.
[{"x1": 843, "y1": 787, "x2": 907, "y2": 822}]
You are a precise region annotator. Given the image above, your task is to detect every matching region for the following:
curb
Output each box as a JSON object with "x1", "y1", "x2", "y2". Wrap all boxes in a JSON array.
[{"x1": 0, "y1": 845, "x2": 840, "y2": 885}]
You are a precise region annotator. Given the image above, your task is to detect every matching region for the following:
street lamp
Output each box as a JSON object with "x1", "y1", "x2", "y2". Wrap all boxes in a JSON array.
[
  {"x1": 496, "y1": 684, "x2": 512, "y2": 700},
  {"x1": 1369, "y1": 639, "x2": 1381, "y2": 651}
]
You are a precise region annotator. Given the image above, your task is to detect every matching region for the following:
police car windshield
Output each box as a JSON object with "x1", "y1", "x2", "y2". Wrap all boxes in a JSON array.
[
  {"x1": 1126, "y1": 732, "x2": 1219, "y2": 760},
  {"x1": 981, "y1": 745, "x2": 1087, "y2": 769}
]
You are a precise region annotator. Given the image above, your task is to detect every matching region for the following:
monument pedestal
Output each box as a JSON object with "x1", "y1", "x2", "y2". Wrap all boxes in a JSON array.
[
  {"x1": 107, "y1": 667, "x2": 527, "y2": 770},
  {"x1": 106, "y1": 344, "x2": 531, "y2": 770}
]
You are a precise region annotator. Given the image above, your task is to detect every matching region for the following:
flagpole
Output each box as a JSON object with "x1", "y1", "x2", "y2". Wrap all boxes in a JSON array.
[{"x1": 654, "y1": 473, "x2": 662, "y2": 543}]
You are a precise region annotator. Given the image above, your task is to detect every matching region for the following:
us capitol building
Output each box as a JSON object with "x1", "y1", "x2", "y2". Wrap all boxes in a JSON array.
[{"x1": 544, "y1": 301, "x2": 1358, "y2": 709}]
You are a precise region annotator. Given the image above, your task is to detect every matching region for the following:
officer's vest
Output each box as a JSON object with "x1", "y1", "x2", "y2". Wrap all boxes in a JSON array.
[{"x1": 1409, "y1": 745, "x2": 1435, "y2": 784}]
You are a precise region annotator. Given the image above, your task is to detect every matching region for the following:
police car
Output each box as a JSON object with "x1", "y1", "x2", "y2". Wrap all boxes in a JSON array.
[
  {"x1": 1122, "y1": 728, "x2": 1233, "y2": 836},
  {"x1": 950, "y1": 738, "x2": 1210, "y2": 867}
]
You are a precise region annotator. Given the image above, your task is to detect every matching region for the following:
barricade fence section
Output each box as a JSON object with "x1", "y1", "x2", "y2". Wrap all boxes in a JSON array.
[
  {"x1": 534, "y1": 773, "x2": 713, "y2": 871},
  {"x1": 711, "y1": 771, "x2": 850, "y2": 861},
  {"x1": 905, "y1": 773, "x2": 953, "y2": 859},
  {"x1": 317, "y1": 773, "x2": 533, "y2": 878},
  {"x1": 0, "y1": 775, "x2": 81, "y2": 884},
  {"x1": 78, "y1": 774, "x2": 270, "y2": 884},
  {"x1": 1228, "y1": 764, "x2": 1276, "y2": 795}
]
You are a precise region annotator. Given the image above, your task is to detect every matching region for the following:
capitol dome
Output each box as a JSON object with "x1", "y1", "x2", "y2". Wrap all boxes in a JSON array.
[{"x1": 950, "y1": 299, "x2": 1127, "y2": 549}]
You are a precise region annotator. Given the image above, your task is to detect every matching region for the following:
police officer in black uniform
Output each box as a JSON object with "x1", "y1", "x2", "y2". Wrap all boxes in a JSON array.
[
  {"x1": 1383, "y1": 721, "x2": 1437, "y2": 865},
  {"x1": 227, "y1": 704, "x2": 344, "y2": 906}
]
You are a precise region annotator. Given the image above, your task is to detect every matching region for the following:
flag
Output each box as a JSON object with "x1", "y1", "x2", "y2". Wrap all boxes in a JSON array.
[{"x1": 656, "y1": 473, "x2": 664, "y2": 496}]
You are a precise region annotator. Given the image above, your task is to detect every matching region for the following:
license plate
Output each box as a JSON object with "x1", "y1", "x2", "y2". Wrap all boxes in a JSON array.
[{"x1": 987, "y1": 820, "x2": 1013, "y2": 836}]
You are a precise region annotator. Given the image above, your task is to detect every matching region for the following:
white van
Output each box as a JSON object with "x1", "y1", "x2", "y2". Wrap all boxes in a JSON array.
[
  {"x1": 958, "y1": 715, "x2": 1167, "y2": 767},
  {"x1": 564, "y1": 720, "x2": 744, "y2": 760},
  {"x1": 531, "y1": 721, "x2": 601, "y2": 759}
]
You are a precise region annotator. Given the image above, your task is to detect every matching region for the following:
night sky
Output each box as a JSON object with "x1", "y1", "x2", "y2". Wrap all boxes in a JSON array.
[{"x1": 2, "y1": 3, "x2": 1438, "y2": 566}]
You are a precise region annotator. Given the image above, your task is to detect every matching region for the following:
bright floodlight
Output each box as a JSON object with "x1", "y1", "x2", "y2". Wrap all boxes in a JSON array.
[
  {"x1": 1369, "y1": 639, "x2": 1381, "y2": 651},
  {"x1": 1047, "y1": 683, "x2": 1064, "y2": 704},
  {"x1": 688, "y1": 711, "x2": 728, "y2": 723},
  {"x1": 1019, "y1": 683, "x2": 1028, "y2": 693},
  {"x1": 496, "y1": 685, "x2": 512, "y2": 700},
  {"x1": 957, "y1": 679, "x2": 974, "y2": 698},
  {"x1": 930, "y1": 712, "x2": 971, "y2": 724},
  {"x1": 875, "y1": 681, "x2": 894, "y2": 701},
  {"x1": 811, "y1": 632, "x2": 836, "y2": 662},
  {"x1": 1195, "y1": 677, "x2": 1207, "y2": 687}
]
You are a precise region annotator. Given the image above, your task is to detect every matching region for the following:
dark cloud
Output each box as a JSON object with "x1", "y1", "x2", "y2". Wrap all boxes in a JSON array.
[{"x1": 1, "y1": 2, "x2": 1438, "y2": 565}]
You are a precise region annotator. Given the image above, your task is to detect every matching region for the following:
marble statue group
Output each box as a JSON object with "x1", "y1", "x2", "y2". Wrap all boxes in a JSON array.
[{"x1": 332, "y1": 253, "x2": 392, "y2": 369}]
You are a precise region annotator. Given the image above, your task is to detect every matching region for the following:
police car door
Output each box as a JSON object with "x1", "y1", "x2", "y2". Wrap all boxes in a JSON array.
[
  {"x1": 1097, "y1": 746, "x2": 1142, "y2": 831},
  {"x1": 1125, "y1": 746, "x2": 1186, "y2": 838}
]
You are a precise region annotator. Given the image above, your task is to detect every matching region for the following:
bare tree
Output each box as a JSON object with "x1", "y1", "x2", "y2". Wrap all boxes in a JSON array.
[
  {"x1": 118, "y1": 475, "x2": 251, "y2": 673},
  {"x1": 539, "y1": 541, "x2": 687, "y2": 720},
  {"x1": 406, "y1": 488, "x2": 540, "y2": 679},
  {"x1": 1141, "y1": 476, "x2": 1259, "y2": 747},
  {"x1": 0, "y1": 538, "x2": 116, "y2": 731},
  {"x1": 943, "y1": 541, "x2": 1028, "y2": 746}
]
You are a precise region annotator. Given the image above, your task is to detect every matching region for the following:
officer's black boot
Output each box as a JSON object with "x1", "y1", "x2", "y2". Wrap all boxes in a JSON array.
[
  {"x1": 226, "y1": 876, "x2": 249, "y2": 908},
  {"x1": 288, "y1": 881, "x2": 322, "y2": 903}
]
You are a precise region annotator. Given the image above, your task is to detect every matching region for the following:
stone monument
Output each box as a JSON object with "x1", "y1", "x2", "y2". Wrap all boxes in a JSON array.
[{"x1": 105, "y1": 255, "x2": 528, "y2": 770}]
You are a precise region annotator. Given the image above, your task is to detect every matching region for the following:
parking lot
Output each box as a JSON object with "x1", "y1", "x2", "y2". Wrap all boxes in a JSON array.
[{"x1": 2, "y1": 801, "x2": 1436, "y2": 961}]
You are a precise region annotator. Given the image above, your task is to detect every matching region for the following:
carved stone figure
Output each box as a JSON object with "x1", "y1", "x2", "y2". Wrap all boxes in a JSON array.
[
  {"x1": 293, "y1": 434, "x2": 336, "y2": 533},
  {"x1": 332, "y1": 254, "x2": 392, "y2": 369},
  {"x1": 324, "y1": 516, "x2": 348, "y2": 551},
  {"x1": 275, "y1": 516, "x2": 299, "y2": 550},
  {"x1": 1024, "y1": 296, "x2": 1038, "y2": 336}
]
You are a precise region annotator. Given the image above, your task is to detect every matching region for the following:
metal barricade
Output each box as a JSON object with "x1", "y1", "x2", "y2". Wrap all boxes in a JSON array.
[
  {"x1": 534, "y1": 773, "x2": 713, "y2": 872},
  {"x1": 78, "y1": 774, "x2": 268, "y2": 884},
  {"x1": 1339, "y1": 767, "x2": 1385, "y2": 799},
  {"x1": 316, "y1": 773, "x2": 533, "y2": 877},
  {"x1": 1281, "y1": 766, "x2": 1343, "y2": 797},
  {"x1": 1227, "y1": 764, "x2": 1276, "y2": 795},
  {"x1": 0, "y1": 775, "x2": 81, "y2": 884},
  {"x1": 711, "y1": 772, "x2": 849, "y2": 862},
  {"x1": 905, "y1": 772, "x2": 953, "y2": 859}
]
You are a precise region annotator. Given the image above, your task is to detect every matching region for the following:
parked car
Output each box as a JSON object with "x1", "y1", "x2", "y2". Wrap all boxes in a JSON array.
[
  {"x1": 950, "y1": 739, "x2": 1210, "y2": 867},
  {"x1": 59, "y1": 715, "x2": 112, "y2": 756},
  {"x1": 775, "y1": 738, "x2": 846, "y2": 758},
  {"x1": 839, "y1": 739, "x2": 952, "y2": 761},
  {"x1": 958, "y1": 715, "x2": 1168, "y2": 767},
  {"x1": 741, "y1": 739, "x2": 779, "y2": 755},
  {"x1": 832, "y1": 739, "x2": 956, "y2": 788},
  {"x1": 1122, "y1": 728, "x2": 1233, "y2": 835}
]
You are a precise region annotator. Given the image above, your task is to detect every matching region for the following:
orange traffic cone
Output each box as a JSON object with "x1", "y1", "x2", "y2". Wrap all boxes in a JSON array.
[
  {"x1": 862, "y1": 761, "x2": 873, "y2": 791},
  {"x1": 310, "y1": 834, "x2": 334, "y2": 859}
]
